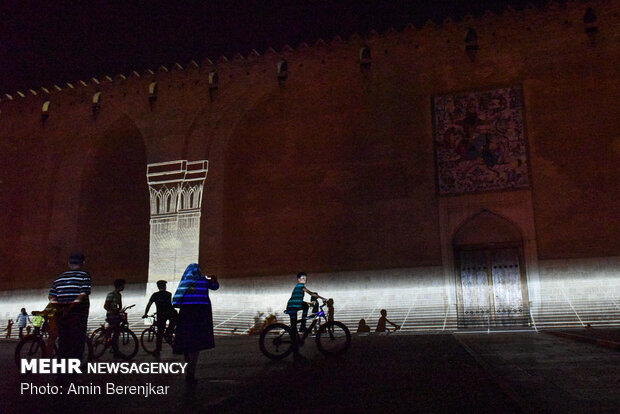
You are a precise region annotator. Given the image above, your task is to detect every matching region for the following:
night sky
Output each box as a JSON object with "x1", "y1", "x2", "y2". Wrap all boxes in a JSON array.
[{"x1": 1, "y1": 0, "x2": 550, "y2": 95}]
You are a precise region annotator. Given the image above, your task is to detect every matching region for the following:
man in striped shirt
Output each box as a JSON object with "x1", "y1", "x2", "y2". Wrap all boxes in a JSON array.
[{"x1": 48, "y1": 253, "x2": 91, "y2": 367}]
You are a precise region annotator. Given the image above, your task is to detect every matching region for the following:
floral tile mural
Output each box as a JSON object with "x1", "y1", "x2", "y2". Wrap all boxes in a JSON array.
[{"x1": 432, "y1": 86, "x2": 529, "y2": 195}]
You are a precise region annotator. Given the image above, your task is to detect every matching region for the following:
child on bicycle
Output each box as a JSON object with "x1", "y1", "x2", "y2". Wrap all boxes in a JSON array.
[
  {"x1": 285, "y1": 272, "x2": 326, "y2": 333},
  {"x1": 31, "y1": 311, "x2": 45, "y2": 335},
  {"x1": 375, "y1": 309, "x2": 400, "y2": 333},
  {"x1": 143, "y1": 280, "x2": 177, "y2": 357},
  {"x1": 104, "y1": 279, "x2": 126, "y2": 357}
]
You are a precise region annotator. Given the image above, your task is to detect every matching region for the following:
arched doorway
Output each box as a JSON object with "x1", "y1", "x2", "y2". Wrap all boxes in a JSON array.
[{"x1": 453, "y1": 211, "x2": 530, "y2": 328}]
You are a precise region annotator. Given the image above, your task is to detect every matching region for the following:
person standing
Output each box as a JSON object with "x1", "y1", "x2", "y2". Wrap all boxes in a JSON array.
[
  {"x1": 326, "y1": 298, "x2": 335, "y2": 323},
  {"x1": 172, "y1": 263, "x2": 219, "y2": 385},
  {"x1": 16, "y1": 308, "x2": 31, "y2": 338},
  {"x1": 4, "y1": 319, "x2": 14, "y2": 338},
  {"x1": 143, "y1": 280, "x2": 177, "y2": 357},
  {"x1": 48, "y1": 253, "x2": 91, "y2": 379}
]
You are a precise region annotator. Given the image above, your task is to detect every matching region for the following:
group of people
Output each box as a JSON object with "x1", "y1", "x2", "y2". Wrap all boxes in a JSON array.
[
  {"x1": 284, "y1": 271, "x2": 401, "y2": 335},
  {"x1": 4, "y1": 307, "x2": 54, "y2": 339},
  {"x1": 9, "y1": 309, "x2": 31, "y2": 339},
  {"x1": 22, "y1": 254, "x2": 400, "y2": 384},
  {"x1": 356, "y1": 310, "x2": 401, "y2": 333},
  {"x1": 39, "y1": 254, "x2": 219, "y2": 385}
]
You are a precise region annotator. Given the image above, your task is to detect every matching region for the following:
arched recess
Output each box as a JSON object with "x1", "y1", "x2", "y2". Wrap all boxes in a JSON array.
[
  {"x1": 453, "y1": 210, "x2": 530, "y2": 328},
  {"x1": 0, "y1": 134, "x2": 29, "y2": 289},
  {"x1": 76, "y1": 115, "x2": 150, "y2": 285}
]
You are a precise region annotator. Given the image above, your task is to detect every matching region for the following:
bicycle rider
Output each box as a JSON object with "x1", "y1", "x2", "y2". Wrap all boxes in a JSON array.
[
  {"x1": 285, "y1": 272, "x2": 326, "y2": 334},
  {"x1": 375, "y1": 309, "x2": 400, "y2": 333},
  {"x1": 104, "y1": 278, "x2": 126, "y2": 357},
  {"x1": 142, "y1": 280, "x2": 177, "y2": 357},
  {"x1": 31, "y1": 311, "x2": 45, "y2": 336}
]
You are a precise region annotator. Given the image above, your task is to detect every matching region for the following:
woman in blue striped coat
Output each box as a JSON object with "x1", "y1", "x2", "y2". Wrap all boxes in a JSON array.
[{"x1": 172, "y1": 263, "x2": 219, "y2": 384}]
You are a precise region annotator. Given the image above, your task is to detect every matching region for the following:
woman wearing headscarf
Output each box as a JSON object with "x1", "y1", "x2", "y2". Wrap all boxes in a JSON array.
[{"x1": 172, "y1": 263, "x2": 219, "y2": 384}]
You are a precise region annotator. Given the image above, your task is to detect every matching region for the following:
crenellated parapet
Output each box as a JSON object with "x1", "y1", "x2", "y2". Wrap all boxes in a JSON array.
[{"x1": 0, "y1": 0, "x2": 617, "y2": 122}]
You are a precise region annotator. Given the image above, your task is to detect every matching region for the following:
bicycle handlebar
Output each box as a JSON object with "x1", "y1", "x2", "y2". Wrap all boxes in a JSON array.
[{"x1": 284, "y1": 299, "x2": 331, "y2": 318}]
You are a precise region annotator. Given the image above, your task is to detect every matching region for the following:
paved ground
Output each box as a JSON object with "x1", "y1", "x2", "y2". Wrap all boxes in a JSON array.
[{"x1": 2, "y1": 329, "x2": 619, "y2": 414}]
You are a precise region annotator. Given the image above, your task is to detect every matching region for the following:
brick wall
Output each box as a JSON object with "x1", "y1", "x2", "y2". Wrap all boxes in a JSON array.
[{"x1": 0, "y1": 0, "x2": 618, "y2": 289}]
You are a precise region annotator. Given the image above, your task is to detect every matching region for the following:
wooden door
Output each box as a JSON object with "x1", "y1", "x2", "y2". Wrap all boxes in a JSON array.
[{"x1": 458, "y1": 246, "x2": 528, "y2": 327}]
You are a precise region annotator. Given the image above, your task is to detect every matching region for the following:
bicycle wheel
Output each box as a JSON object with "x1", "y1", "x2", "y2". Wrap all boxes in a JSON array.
[
  {"x1": 15, "y1": 335, "x2": 46, "y2": 368},
  {"x1": 91, "y1": 329, "x2": 109, "y2": 359},
  {"x1": 115, "y1": 327, "x2": 139, "y2": 360},
  {"x1": 90, "y1": 326, "x2": 105, "y2": 340},
  {"x1": 259, "y1": 323, "x2": 295, "y2": 360},
  {"x1": 140, "y1": 328, "x2": 157, "y2": 354},
  {"x1": 315, "y1": 321, "x2": 351, "y2": 356}
]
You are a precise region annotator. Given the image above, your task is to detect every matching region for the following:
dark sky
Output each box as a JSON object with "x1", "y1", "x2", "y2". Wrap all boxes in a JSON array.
[{"x1": 0, "y1": 0, "x2": 549, "y2": 94}]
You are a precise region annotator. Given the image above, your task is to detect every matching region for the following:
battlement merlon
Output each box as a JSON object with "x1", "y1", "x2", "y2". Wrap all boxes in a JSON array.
[{"x1": 0, "y1": 0, "x2": 617, "y2": 110}]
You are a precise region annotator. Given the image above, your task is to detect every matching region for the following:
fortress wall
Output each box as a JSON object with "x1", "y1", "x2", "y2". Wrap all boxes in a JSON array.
[{"x1": 0, "y1": 0, "x2": 618, "y2": 290}]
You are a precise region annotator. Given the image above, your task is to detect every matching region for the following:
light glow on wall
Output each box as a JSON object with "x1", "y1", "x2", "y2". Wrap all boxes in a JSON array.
[
  {"x1": 1, "y1": 259, "x2": 618, "y2": 337},
  {"x1": 146, "y1": 160, "x2": 208, "y2": 297}
]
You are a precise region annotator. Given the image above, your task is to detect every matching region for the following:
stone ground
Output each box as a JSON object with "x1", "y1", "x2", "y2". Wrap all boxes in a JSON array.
[{"x1": 2, "y1": 329, "x2": 619, "y2": 414}]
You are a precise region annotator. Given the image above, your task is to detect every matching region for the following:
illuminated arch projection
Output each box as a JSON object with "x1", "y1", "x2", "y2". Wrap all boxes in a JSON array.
[{"x1": 146, "y1": 160, "x2": 208, "y2": 294}]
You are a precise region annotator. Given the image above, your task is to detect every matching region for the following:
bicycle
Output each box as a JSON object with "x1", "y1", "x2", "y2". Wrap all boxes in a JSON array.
[
  {"x1": 15, "y1": 314, "x2": 93, "y2": 369},
  {"x1": 384, "y1": 325, "x2": 401, "y2": 334},
  {"x1": 259, "y1": 300, "x2": 351, "y2": 360},
  {"x1": 91, "y1": 304, "x2": 139, "y2": 360},
  {"x1": 140, "y1": 313, "x2": 175, "y2": 354}
]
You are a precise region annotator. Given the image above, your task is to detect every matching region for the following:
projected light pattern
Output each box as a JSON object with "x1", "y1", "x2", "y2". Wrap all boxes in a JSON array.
[
  {"x1": 146, "y1": 160, "x2": 208, "y2": 296},
  {"x1": 1, "y1": 260, "x2": 618, "y2": 337},
  {"x1": 205, "y1": 263, "x2": 620, "y2": 334},
  {"x1": 209, "y1": 286, "x2": 469, "y2": 335},
  {"x1": 0, "y1": 286, "x2": 153, "y2": 335}
]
